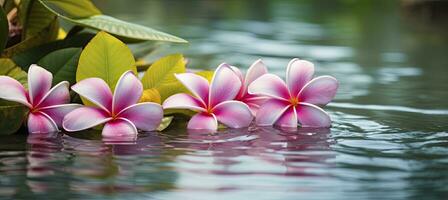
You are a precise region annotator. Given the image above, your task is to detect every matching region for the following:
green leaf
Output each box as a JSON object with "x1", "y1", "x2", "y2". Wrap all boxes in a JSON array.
[
  {"x1": 22, "y1": 0, "x2": 57, "y2": 39},
  {"x1": 156, "y1": 116, "x2": 173, "y2": 131},
  {"x1": 37, "y1": 47, "x2": 81, "y2": 85},
  {"x1": 141, "y1": 54, "x2": 187, "y2": 101},
  {"x1": 72, "y1": 15, "x2": 187, "y2": 43},
  {"x1": 12, "y1": 32, "x2": 94, "y2": 69},
  {"x1": 195, "y1": 70, "x2": 214, "y2": 82},
  {"x1": 39, "y1": 0, "x2": 101, "y2": 18},
  {"x1": 76, "y1": 31, "x2": 136, "y2": 91},
  {"x1": 0, "y1": 58, "x2": 29, "y2": 135},
  {"x1": 0, "y1": 58, "x2": 28, "y2": 87},
  {"x1": 0, "y1": 100, "x2": 28, "y2": 135},
  {"x1": 37, "y1": 1, "x2": 187, "y2": 43},
  {"x1": 1, "y1": 18, "x2": 59, "y2": 57},
  {"x1": 0, "y1": 7, "x2": 8, "y2": 53}
]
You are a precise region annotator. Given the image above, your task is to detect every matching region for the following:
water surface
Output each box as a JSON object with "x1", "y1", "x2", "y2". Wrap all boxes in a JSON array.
[{"x1": 1, "y1": 0, "x2": 448, "y2": 199}]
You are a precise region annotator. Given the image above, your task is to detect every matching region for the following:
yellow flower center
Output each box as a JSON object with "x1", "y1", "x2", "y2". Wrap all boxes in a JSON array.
[{"x1": 289, "y1": 97, "x2": 300, "y2": 106}]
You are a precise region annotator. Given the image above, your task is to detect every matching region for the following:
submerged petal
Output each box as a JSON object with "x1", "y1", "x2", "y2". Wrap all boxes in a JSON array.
[
  {"x1": 40, "y1": 104, "x2": 82, "y2": 127},
  {"x1": 213, "y1": 100, "x2": 253, "y2": 128},
  {"x1": 62, "y1": 107, "x2": 111, "y2": 132},
  {"x1": 28, "y1": 64, "x2": 52, "y2": 105},
  {"x1": 36, "y1": 81, "x2": 70, "y2": 108},
  {"x1": 112, "y1": 71, "x2": 143, "y2": 114},
  {"x1": 275, "y1": 106, "x2": 298, "y2": 128},
  {"x1": 102, "y1": 118, "x2": 138, "y2": 137},
  {"x1": 298, "y1": 75, "x2": 338, "y2": 106},
  {"x1": 297, "y1": 102, "x2": 331, "y2": 128},
  {"x1": 118, "y1": 102, "x2": 163, "y2": 132},
  {"x1": 286, "y1": 59, "x2": 314, "y2": 97},
  {"x1": 163, "y1": 93, "x2": 206, "y2": 112},
  {"x1": 175, "y1": 73, "x2": 209, "y2": 103},
  {"x1": 187, "y1": 112, "x2": 218, "y2": 130},
  {"x1": 27, "y1": 112, "x2": 58, "y2": 133},
  {"x1": 71, "y1": 78, "x2": 113, "y2": 112},
  {"x1": 255, "y1": 99, "x2": 290, "y2": 126},
  {"x1": 209, "y1": 63, "x2": 241, "y2": 107},
  {"x1": 248, "y1": 74, "x2": 290, "y2": 100},
  {"x1": 0, "y1": 76, "x2": 31, "y2": 107}
]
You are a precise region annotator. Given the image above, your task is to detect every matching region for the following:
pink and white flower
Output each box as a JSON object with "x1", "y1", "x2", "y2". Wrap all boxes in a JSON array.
[
  {"x1": 163, "y1": 64, "x2": 253, "y2": 130},
  {"x1": 62, "y1": 71, "x2": 163, "y2": 137},
  {"x1": 231, "y1": 59, "x2": 269, "y2": 115},
  {"x1": 248, "y1": 58, "x2": 338, "y2": 128},
  {"x1": 0, "y1": 64, "x2": 81, "y2": 133}
]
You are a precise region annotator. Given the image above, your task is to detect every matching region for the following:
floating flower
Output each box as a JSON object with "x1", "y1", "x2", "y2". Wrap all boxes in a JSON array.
[
  {"x1": 248, "y1": 58, "x2": 338, "y2": 128},
  {"x1": 63, "y1": 71, "x2": 163, "y2": 137},
  {"x1": 0, "y1": 65, "x2": 81, "y2": 133},
  {"x1": 231, "y1": 59, "x2": 269, "y2": 115},
  {"x1": 163, "y1": 64, "x2": 253, "y2": 130}
]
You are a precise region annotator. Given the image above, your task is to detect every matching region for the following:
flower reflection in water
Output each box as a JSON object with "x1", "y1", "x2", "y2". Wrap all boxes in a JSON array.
[
  {"x1": 25, "y1": 127, "x2": 334, "y2": 197},
  {"x1": 176, "y1": 127, "x2": 333, "y2": 178},
  {"x1": 26, "y1": 132, "x2": 62, "y2": 193}
]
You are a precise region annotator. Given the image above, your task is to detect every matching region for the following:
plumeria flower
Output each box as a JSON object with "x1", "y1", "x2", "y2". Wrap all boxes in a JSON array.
[
  {"x1": 248, "y1": 58, "x2": 338, "y2": 128},
  {"x1": 231, "y1": 59, "x2": 269, "y2": 115},
  {"x1": 0, "y1": 65, "x2": 81, "y2": 133},
  {"x1": 163, "y1": 64, "x2": 253, "y2": 130},
  {"x1": 62, "y1": 71, "x2": 163, "y2": 137}
]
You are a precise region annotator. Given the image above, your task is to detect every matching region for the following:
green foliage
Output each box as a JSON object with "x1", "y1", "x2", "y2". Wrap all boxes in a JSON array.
[
  {"x1": 38, "y1": 47, "x2": 81, "y2": 85},
  {"x1": 69, "y1": 15, "x2": 187, "y2": 43},
  {"x1": 1, "y1": 18, "x2": 59, "y2": 57},
  {"x1": 21, "y1": 0, "x2": 56, "y2": 39},
  {"x1": 141, "y1": 54, "x2": 187, "y2": 101},
  {"x1": 0, "y1": 7, "x2": 8, "y2": 53},
  {"x1": 12, "y1": 32, "x2": 94, "y2": 69},
  {"x1": 0, "y1": 59, "x2": 28, "y2": 135},
  {"x1": 157, "y1": 116, "x2": 173, "y2": 131},
  {"x1": 76, "y1": 31, "x2": 136, "y2": 91},
  {"x1": 38, "y1": 0, "x2": 187, "y2": 43},
  {"x1": 195, "y1": 70, "x2": 214, "y2": 82},
  {"x1": 0, "y1": 58, "x2": 28, "y2": 86},
  {"x1": 0, "y1": 100, "x2": 28, "y2": 135},
  {"x1": 39, "y1": 0, "x2": 101, "y2": 18}
]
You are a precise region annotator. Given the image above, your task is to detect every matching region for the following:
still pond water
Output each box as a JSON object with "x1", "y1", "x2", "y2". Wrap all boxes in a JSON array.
[{"x1": 1, "y1": 0, "x2": 448, "y2": 199}]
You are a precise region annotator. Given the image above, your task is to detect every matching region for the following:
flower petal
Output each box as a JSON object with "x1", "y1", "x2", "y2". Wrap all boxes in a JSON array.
[
  {"x1": 298, "y1": 75, "x2": 338, "y2": 106},
  {"x1": 209, "y1": 63, "x2": 241, "y2": 107},
  {"x1": 245, "y1": 59, "x2": 268, "y2": 87},
  {"x1": 28, "y1": 64, "x2": 52, "y2": 105},
  {"x1": 162, "y1": 93, "x2": 206, "y2": 112},
  {"x1": 248, "y1": 74, "x2": 290, "y2": 100},
  {"x1": 36, "y1": 81, "x2": 70, "y2": 108},
  {"x1": 112, "y1": 71, "x2": 143, "y2": 114},
  {"x1": 102, "y1": 118, "x2": 138, "y2": 137},
  {"x1": 0, "y1": 76, "x2": 31, "y2": 107},
  {"x1": 275, "y1": 106, "x2": 298, "y2": 128},
  {"x1": 213, "y1": 100, "x2": 253, "y2": 128},
  {"x1": 175, "y1": 73, "x2": 209, "y2": 104},
  {"x1": 40, "y1": 104, "x2": 82, "y2": 127},
  {"x1": 118, "y1": 102, "x2": 163, "y2": 132},
  {"x1": 187, "y1": 112, "x2": 218, "y2": 130},
  {"x1": 243, "y1": 95, "x2": 269, "y2": 116},
  {"x1": 297, "y1": 102, "x2": 331, "y2": 127},
  {"x1": 62, "y1": 107, "x2": 111, "y2": 132},
  {"x1": 255, "y1": 99, "x2": 290, "y2": 126},
  {"x1": 230, "y1": 66, "x2": 244, "y2": 81},
  {"x1": 286, "y1": 59, "x2": 314, "y2": 97},
  {"x1": 27, "y1": 112, "x2": 58, "y2": 133},
  {"x1": 71, "y1": 78, "x2": 113, "y2": 112}
]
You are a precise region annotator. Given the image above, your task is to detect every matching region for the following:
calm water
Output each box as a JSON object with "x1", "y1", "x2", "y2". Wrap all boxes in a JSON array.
[{"x1": 1, "y1": 0, "x2": 448, "y2": 199}]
